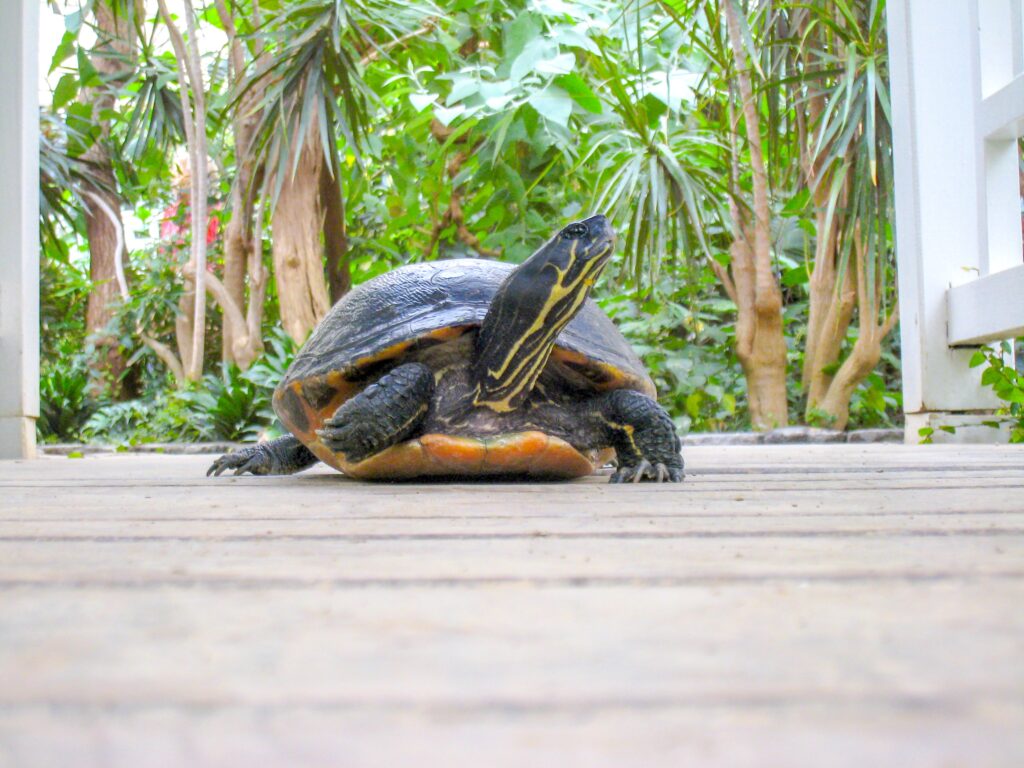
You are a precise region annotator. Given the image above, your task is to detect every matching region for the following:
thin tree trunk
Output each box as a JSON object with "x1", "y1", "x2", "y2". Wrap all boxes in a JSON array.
[
  {"x1": 81, "y1": 0, "x2": 135, "y2": 396},
  {"x1": 321, "y1": 163, "x2": 351, "y2": 304},
  {"x1": 815, "y1": 228, "x2": 899, "y2": 428},
  {"x1": 158, "y1": 0, "x2": 210, "y2": 381},
  {"x1": 722, "y1": 0, "x2": 788, "y2": 430},
  {"x1": 85, "y1": 187, "x2": 186, "y2": 383},
  {"x1": 175, "y1": 279, "x2": 196, "y2": 377},
  {"x1": 272, "y1": 127, "x2": 331, "y2": 343},
  {"x1": 215, "y1": 0, "x2": 263, "y2": 363},
  {"x1": 82, "y1": 161, "x2": 127, "y2": 394}
]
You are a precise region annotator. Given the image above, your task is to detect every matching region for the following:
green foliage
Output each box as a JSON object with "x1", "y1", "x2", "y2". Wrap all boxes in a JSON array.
[
  {"x1": 243, "y1": 328, "x2": 298, "y2": 392},
  {"x1": 179, "y1": 366, "x2": 270, "y2": 442},
  {"x1": 970, "y1": 343, "x2": 1024, "y2": 443},
  {"x1": 49, "y1": 326, "x2": 297, "y2": 445},
  {"x1": 81, "y1": 395, "x2": 196, "y2": 445},
  {"x1": 37, "y1": 0, "x2": 905, "y2": 441},
  {"x1": 37, "y1": 365, "x2": 96, "y2": 443},
  {"x1": 601, "y1": 291, "x2": 745, "y2": 432},
  {"x1": 917, "y1": 425, "x2": 956, "y2": 445}
]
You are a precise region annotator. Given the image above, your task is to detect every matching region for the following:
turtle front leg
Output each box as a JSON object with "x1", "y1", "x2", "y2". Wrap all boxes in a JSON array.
[
  {"x1": 589, "y1": 390, "x2": 684, "y2": 483},
  {"x1": 316, "y1": 362, "x2": 435, "y2": 463},
  {"x1": 207, "y1": 435, "x2": 319, "y2": 477}
]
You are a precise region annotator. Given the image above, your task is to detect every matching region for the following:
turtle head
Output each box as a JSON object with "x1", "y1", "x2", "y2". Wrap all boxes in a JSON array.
[{"x1": 473, "y1": 215, "x2": 616, "y2": 412}]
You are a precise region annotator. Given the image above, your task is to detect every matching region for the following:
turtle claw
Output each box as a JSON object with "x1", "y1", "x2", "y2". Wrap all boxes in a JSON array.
[
  {"x1": 316, "y1": 423, "x2": 370, "y2": 462},
  {"x1": 609, "y1": 460, "x2": 683, "y2": 484},
  {"x1": 207, "y1": 445, "x2": 270, "y2": 477}
]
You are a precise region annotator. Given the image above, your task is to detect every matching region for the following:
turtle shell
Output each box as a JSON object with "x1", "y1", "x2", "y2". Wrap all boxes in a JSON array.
[{"x1": 273, "y1": 258, "x2": 654, "y2": 479}]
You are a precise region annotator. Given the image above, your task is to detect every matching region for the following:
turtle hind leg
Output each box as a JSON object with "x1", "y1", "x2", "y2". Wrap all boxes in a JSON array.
[
  {"x1": 207, "y1": 435, "x2": 319, "y2": 477},
  {"x1": 588, "y1": 390, "x2": 683, "y2": 483},
  {"x1": 316, "y1": 362, "x2": 435, "y2": 463}
]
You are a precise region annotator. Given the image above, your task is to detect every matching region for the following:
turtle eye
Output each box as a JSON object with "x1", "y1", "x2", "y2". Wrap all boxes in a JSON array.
[{"x1": 562, "y1": 223, "x2": 588, "y2": 240}]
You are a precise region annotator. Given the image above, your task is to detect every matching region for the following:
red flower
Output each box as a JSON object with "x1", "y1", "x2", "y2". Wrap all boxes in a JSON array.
[{"x1": 206, "y1": 214, "x2": 220, "y2": 245}]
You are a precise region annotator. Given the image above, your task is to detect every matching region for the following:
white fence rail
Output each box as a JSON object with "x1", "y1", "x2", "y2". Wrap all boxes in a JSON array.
[
  {"x1": 0, "y1": 0, "x2": 39, "y2": 459},
  {"x1": 889, "y1": 0, "x2": 1024, "y2": 441}
]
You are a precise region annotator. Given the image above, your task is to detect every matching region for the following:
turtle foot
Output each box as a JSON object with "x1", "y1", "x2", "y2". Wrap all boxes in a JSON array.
[
  {"x1": 207, "y1": 444, "x2": 274, "y2": 476},
  {"x1": 207, "y1": 436, "x2": 318, "y2": 477},
  {"x1": 609, "y1": 459, "x2": 684, "y2": 484}
]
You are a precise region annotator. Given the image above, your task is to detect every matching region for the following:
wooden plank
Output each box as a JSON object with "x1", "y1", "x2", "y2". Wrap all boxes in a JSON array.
[
  {"x1": 1, "y1": 511, "x2": 1021, "y2": 539},
  {"x1": 0, "y1": 582, "x2": 1022, "y2": 766},
  {"x1": 2, "y1": 582, "x2": 1022, "y2": 703},
  {"x1": 1, "y1": 534, "x2": 1021, "y2": 586},
  {"x1": 0, "y1": 447, "x2": 1022, "y2": 765},
  {"x1": 4, "y1": 443, "x2": 1024, "y2": 483},
  {"x1": 1, "y1": 705, "x2": 1021, "y2": 768}
]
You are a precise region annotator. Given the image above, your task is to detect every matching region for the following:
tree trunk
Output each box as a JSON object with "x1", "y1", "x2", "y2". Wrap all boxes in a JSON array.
[
  {"x1": 726, "y1": 236, "x2": 789, "y2": 430},
  {"x1": 175, "y1": 277, "x2": 196, "y2": 378},
  {"x1": 81, "y1": 0, "x2": 135, "y2": 396},
  {"x1": 216, "y1": 0, "x2": 261, "y2": 364},
  {"x1": 272, "y1": 128, "x2": 331, "y2": 343},
  {"x1": 801, "y1": 168, "x2": 858, "y2": 419},
  {"x1": 221, "y1": 189, "x2": 249, "y2": 362},
  {"x1": 321, "y1": 163, "x2": 350, "y2": 304},
  {"x1": 816, "y1": 335, "x2": 882, "y2": 430},
  {"x1": 720, "y1": 0, "x2": 789, "y2": 430},
  {"x1": 158, "y1": 0, "x2": 210, "y2": 381},
  {"x1": 82, "y1": 161, "x2": 127, "y2": 395},
  {"x1": 812, "y1": 228, "x2": 899, "y2": 429}
]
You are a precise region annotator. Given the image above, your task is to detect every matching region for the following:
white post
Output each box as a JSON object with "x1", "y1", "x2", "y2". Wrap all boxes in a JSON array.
[
  {"x1": 888, "y1": 0, "x2": 1009, "y2": 443},
  {"x1": 0, "y1": 0, "x2": 40, "y2": 459}
]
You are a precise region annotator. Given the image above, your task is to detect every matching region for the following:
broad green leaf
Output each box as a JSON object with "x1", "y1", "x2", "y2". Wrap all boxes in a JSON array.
[
  {"x1": 433, "y1": 104, "x2": 465, "y2": 126},
  {"x1": 685, "y1": 391, "x2": 703, "y2": 418},
  {"x1": 445, "y1": 75, "x2": 479, "y2": 105},
  {"x1": 528, "y1": 88, "x2": 573, "y2": 128},
  {"x1": 1005, "y1": 389, "x2": 1024, "y2": 405},
  {"x1": 981, "y1": 367, "x2": 1002, "y2": 386},
  {"x1": 511, "y1": 39, "x2": 557, "y2": 82},
  {"x1": 76, "y1": 46, "x2": 99, "y2": 88},
  {"x1": 503, "y1": 12, "x2": 541, "y2": 64},
  {"x1": 49, "y1": 31, "x2": 77, "y2": 75},
  {"x1": 551, "y1": 26, "x2": 600, "y2": 55},
  {"x1": 536, "y1": 53, "x2": 576, "y2": 75},
  {"x1": 52, "y1": 74, "x2": 78, "y2": 110},
  {"x1": 555, "y1": 73, "x2": 601, "y2": 113},
  {"x1": 408, "y1": 92, "x2": 436, "y2": 111}
]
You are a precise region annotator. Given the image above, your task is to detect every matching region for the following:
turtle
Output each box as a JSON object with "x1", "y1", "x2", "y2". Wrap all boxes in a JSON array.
[{"x1": 207, "y1": 215, "x2": 683, "y2": 483}]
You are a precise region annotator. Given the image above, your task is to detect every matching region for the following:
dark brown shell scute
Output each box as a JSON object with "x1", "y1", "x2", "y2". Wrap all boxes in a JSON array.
[{"x1": 281, "y1": 258, "x2": 652, "y2": 395}]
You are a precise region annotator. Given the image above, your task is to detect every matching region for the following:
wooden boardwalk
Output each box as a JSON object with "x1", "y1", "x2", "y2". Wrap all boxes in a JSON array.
[{"x1": 1, "y1": 444, "x2": 1022, "y2": 767}]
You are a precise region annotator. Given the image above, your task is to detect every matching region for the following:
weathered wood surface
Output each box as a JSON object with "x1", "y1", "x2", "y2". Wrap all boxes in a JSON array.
[{"x1": 0, "y1": 444, "x2": 1022, "y2": 767}]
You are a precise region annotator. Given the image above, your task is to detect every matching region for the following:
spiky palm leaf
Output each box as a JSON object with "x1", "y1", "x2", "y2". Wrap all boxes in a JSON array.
[
  {"x1": 583, "y1": 35, "x2": 726, "y2": 289},
  {"x1": 241, "y1": 0, "x2": 437, "y2": 204}
]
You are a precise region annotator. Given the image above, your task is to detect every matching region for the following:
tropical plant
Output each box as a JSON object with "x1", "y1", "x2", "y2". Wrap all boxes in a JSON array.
[
  {"x1": 37, "y1": 366, "x2": 96, "y2": 443},
  {"x1": 179, "y1": 365, "x2": 272, "y2": 442},
  {"x1": 971, "y1": 342, "x2": 1024, "y2": 443},
  {"x1": 37, "y1": 0, "x2": 905, "y2": 442}
]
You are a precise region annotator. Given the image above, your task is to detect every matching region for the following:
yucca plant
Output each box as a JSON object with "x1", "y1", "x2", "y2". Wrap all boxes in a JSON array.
[
  {"x1": 762, "y1": 0, "x2": 898, "y2": 426},
  {"x1": 641, "y1": 0, "x2": 898, "y2": 429},
  {"x1": 585, "y1": 41, "x2": 725, "y2": 289}
]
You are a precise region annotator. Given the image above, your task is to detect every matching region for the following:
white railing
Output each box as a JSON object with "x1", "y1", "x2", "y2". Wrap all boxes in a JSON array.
[
  {"x1": 889, "y1": 0, "x2": 1024, "y2": 441},
  {"x1": 0, "y1": 0, "x2": 39, "y2": 459}
]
